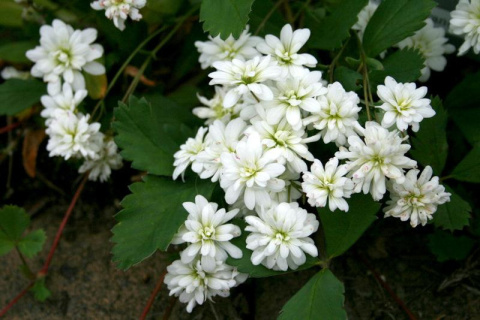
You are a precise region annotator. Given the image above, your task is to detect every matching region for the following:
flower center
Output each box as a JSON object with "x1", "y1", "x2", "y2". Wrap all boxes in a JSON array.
[
  {"x1": 280, "y1": 90, "x2": 302, "y2": 106},
  {"x1": 272, "y1": 130, "x2": 290, "y2": 147},
  {"x1": 396, "y1": 98, "x2": 413, "y2": 112},
  {"x1": 199, "y1": 226, "x2": 215, "y2": 239},
  {"x1": 273, "y1": 231, "x2": 290, "y2": 244},
  {"x1": 240, "y1": 166, "x2": 258, "y2": 178},
  {"x1": 241, "y1": 70, "x2": 258, "y2": 84},
  {"x1": 54, "y1": 49, "x2": 72, "y2": 66}
]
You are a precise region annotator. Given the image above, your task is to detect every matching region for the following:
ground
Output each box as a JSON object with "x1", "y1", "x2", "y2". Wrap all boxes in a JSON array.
[{"x1": 1, "y1": 178, "x2": 479, "y2": 320}]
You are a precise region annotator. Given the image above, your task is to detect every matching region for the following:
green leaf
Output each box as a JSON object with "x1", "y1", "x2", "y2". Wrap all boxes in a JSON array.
[
  {"x1": 18, "y1": 229, "x2": 46, "y2": 258},
  {"x1": 363, "y1": 0, "x2": 436, "y2": 57},
  {"x1": 113, "y1": 95, "x2": 193, "y2": 176},
  {"x1": 0, "y1": 2, "x2": 23, "y2": 27},
  {"x1": 450, "y1": 108, "x2": 480, "y2": 146},
  {"x1": 31, "y1": 278, "x2": 51, "y2": 302},
  {"x1": 451, "y1": 146, "x2": 480, "y2": 183},
  {"x1": 248, "y1": 0, "x2": 284, "y2": 36},
  {"x1": 410, "y1": 97, "x2": 448, "y2": 175},
  {"x1": 226, "y1": 220, "x2": 320, "y2": 277},
  {"x1": 199, "y1": 0, "x2": 255, "y2": 38},
  {"x1": 428, "y1": 230, "x2": 476, "y2": 262},
  {"x1": 308, "y1": 0, "x2": 368, "y2": 50},
  {"x1": 445, "y1": 71, "x2": 480, "y2": 111},
  {"x1": 319, "y1": 194, "x2": 381, "y2": 259},
  {"x1": 0, "y1": 79, "x2": 46, "y2": 116},
  {"x1": 0, "y1": 41, "x2": 36, "y2": 63},
  {"x1": 0, "y1": 205, "x2": 30, "y2": 256},
  {"x1": 433, "y1": 186, "x2": 471, "y2": 231},
  {"x1": 111, "y1": 175, "x2": 216, "y2": 270},
  {"x1": 370, "y1": 48, "x2": 425, "y2": 87},
  {"x1": 334, "y1": 66, "x2": 362, "y2": 92},
  {"x1": 278, "y1": 269, "x2": 347, "y2": 320}
]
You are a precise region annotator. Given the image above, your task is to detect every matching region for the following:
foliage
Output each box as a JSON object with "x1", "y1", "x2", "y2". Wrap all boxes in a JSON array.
[
  {"x1": 0, "y1": 79, "x2": 46, "y2": 116},
  {"x1": 428, "y1": 230, "x2": 476, "y2": 262}
]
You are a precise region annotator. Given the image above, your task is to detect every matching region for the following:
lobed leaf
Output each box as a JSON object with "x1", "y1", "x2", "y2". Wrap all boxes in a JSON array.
[
  {"x1": 433, "y1": 186, "x2": 471, "y2": 231},
  {"x1": 199, "y1": 0, "x2": 255, "y2": 38},
  {"x1": 428, "y1": 230, "x2": 476, "y2": 262},
  {"x1": 18, "y1": 229, "x2": 46, "y2": 258},
  {"x1": 319, "y1": 194, "x2": 381, "y2": 259},
  {"x1": 451, "y1": 146, "x2": 480, "y2": 183},
  {"x1": 363, "y1": 0, "x2": 436, "y2": 57},
  {"x1": 111, "y1": 175, "x2": 216, "y2": 270},
  {"x1": 410, "y1": 97, "x2": 448, "y2": 175},
  {"x1": 278, "y1": 269, "x2": 347, "y2": 320},
  {"x1": 308, "y1": 0, "x2": 368, "y2": 50},
  {"x1": 113, "y1": 95, "x2": 193, "y2": 176}
]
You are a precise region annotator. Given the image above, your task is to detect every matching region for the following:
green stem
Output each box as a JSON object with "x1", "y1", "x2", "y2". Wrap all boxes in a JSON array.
[
  {"x1": 328, "y1": 38, "x2": 350, "y2": 83},
  {"x1": 355, "y1": 33, "x2": 373, "y2": 121},
  {"x1": 254, "y1": 0, "x2": 285, "y2": 35},
  {"x1": 292, "y1": 0, "x2": 312, "y2": 23}
]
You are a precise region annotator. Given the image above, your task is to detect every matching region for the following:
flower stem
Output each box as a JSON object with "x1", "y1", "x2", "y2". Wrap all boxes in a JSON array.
[
  {"x1": 139, "y1": 269, "x2": 167, "y2": 320},
  {"x1": 355, "y1": 33, "x2": 373, "y2": 121}
]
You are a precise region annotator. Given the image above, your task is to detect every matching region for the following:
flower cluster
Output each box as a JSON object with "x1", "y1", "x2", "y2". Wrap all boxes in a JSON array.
[
  {"x1": 166, "y1": 195, "x2": 246, "y2": 312},
  {"x1": 170, "y1": 22, "x2": 452, "y2": 312},
  {"x1": 450, "y1": 0, "x2": 480, "y2": 55},
  {"x1": 91, "y1": 0, "x2": 146, "y2": 31},
  {"x1": 27, "y1": 20, "x2": 122, "y2": 182}
]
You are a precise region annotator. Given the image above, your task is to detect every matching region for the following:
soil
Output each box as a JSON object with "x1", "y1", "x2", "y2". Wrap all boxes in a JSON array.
[{"x1": 1, "y1": 177, "x2": 479, "y2": 320}]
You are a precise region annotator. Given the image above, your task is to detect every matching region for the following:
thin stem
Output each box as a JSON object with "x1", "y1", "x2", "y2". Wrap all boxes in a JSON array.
[
  {"x1": 292, "y1": 0, "x2": 312, "y2": 22},
  {"x1": 91, "y1": 26, "x2": 168, "y2": 119},
  {"x1": 121, "y1": 5, "x2": 199, "y2": 104},
  {"x1": 162, "y1": 297, "x2": 177, "y2": 320},
  {"x1": 140, "y1": 270, "x2": 167, "y2": 320},
  {"x1": 15, "y1": 247, "x2": 34, "y2": 279},
  {"x1": 440, "y1": 175, "x2": 452, "y2": 182},
  {"x1": 359, "y1": 254, "x2": 418, "y2": 320},
  {"x1": 6, "y1": 116, "x2": 13, "y2": 192},
  {"x1": 0, "y1": 281, "x2": 35, "y2": 317},
  {"x1": 254, "y1": 0, "x2": 285, "y2": 35},
  {"x1": 38, "y1": 174, "x2": 89, "y2": 276},
  {"x1": 355, "y1": 34, "x2": 373, "y2": 121},
  {"x1": 0, "y1": 122, "x2": 21, "y2": 135},
  {"x1": 329, "y1": 38, "x2": 350, "y2": 83}
]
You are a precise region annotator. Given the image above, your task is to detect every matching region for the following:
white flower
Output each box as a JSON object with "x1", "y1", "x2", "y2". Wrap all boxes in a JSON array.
[
  {"x1": 173, "y1": 127, "x2": 208, "y2": 180},
  {"x1": 91, "y1": 0, "x2": 146, "y2": 31},
  {"x1": 46, "y1": 112, "x2": 103, "y2": 160},
  {"x1": 40, "y1": 83, "x2": 87, "y2": 122},
  {"x1": 1, "y1": 67, "x2": 30, "y2": 80},
  {"x1": 249, "y1": 113, "x2": 320, "y2": 173},
  {"x1": 220, "y1": 131, "x2": 285, "y2": 210},
  {"x1": 26, "y1": 19, "x2": 105, "y2": 95},
  {"x1": 302, "y1": 158, "x2": 354, "y2": 212},
  {"x1": 303, "y1": 82, "x2": 363, "y2": 146},
  {"x1": 352, "y1": 1, "x2": 378, "y2": 39},
  {"x1": 195, "y1": 118, "x2": 247, "y2": 182},
  {"x1": 384, "y1": 166, "x2": 451, "y2": 227},
  {"x1": 450, "y1": 0, "x2": 480, "y2": 55},
  {"x1": 264, "y1": 69, "x2": 327, "y2": 130},
  {"x1": 376, "y1": 76, "x2": 434, "y2": 132},
  {"x1": 257, "y1": 24, "x2": 317, "y2": 77},
  {"x1": 335, "y1": 121, "x2": 417, "y2": 201},
  {"x1": 195, "y1": 27, "x2": 262, "y2": 69},
  {"x1": 209, "y1": 55, "x2": 282, "y2": 108},
  {"x1": 193, "y1": 86, "x2": 243, "y2": 125},
  {"x1": 171, "y1": 195, "x2": 242, "y2": 265},
  {"x1": 78, "y1": 138, "x2": 123, "y2": 182},
  {"x1": 165, "y1": 257, "x2": 247, "y2": 313},
  {"x1": 396, "y1": 19, "x2": 455, "y2": 82},
  {"x1": 245, "y1": 202, "x2": 319, "y2": 271}
]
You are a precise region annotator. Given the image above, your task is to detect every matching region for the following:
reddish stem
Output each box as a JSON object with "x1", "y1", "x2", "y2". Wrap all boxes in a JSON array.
[
  {"x1": 140, "y1": 270, "x2": 167, "y2": 320},
  {"x1": 38, "y1": 174, "x2": 88, "y2": 276},
  {"x1": 0, "y1": 122, "x2": 21, "y2": 135},
  {"x1": 359, "y1": 254, "x2": 418, "y2": 320},
  {"x1": 162, "y1": 297, "x2": 176, "y2": 320},
  {"x1": 0, "y1": 282, "x2": 34, "y2": 317},
  {"x1": 0, "y1": 174, "x2": 89, "y2": 317}
]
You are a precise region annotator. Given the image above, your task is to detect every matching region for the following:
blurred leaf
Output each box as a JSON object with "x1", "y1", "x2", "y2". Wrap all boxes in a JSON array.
[
  {"x1": 113, "y1": 96, "x2": 193, "y2": 176},
  {"x1": 111, "y1": 175, "x2": 216, "y2": 270},
  {"x1": 0, "y1": 2, "x2": 23, "y2": 27},
  {"x1": 308, "y1": 0, "x2": 368, "y2": 50},
  {"x1": 0, "y1": 41, "x2": 36, "y2": 63},
  {"x1": 18, "y1": 229, "x2": 46, "y2": 258},
  {"x1": 226, "y1": 220, "x2": 320, "y2": 277},
  {"x1": 143, "y1": 0, "x2": 184, "y2": 23},
  {"x1": 278, "y1": 269, "x2": 347, "y2": 320},
  {"x1": 84, "y1": 72, "x2": 107, "y2": 100},
  {"x1": 0, "y1": 79, "x2": 46, "y2": 116},
  {"x1": 451, "y1": 146, "x2": 480, "y2": 183},
  {"x1": 410, "y1": 97, "x2": 448, "y2": 175},
  {"x1": 0, "y1": 206, "x2": 30, "y2": 256},
  {"x1": 370, "y1": 49, "x2": 424, "y2": 87},
  {"x1": 451, "y1": 108, "x2": 480, "y2": 146},
  {"x1": 22, "y1": 129, "x2": 46, "y2": 178},
  {"x1": 433, "y1": 186, "x2": 471, "y2": 231},
  {"x1": 199, "y1": 0, "x2": 255, "y2": 38},
  {"x1": 428, "y1": 230, "x2": 476, "y2": 262},
  {"x1": 363, "y1": 0, "x2": 435, "y2": 57},
  {"x1": 249, "y1": 0, "x2": 285, "y2": 36},
  {"x1": 445, "y1": 71, "x2": 480, "y2": 110},
  {"x1": 334, "y1": 66, "x2": 362, "y2": 92},
  {"x1": 31, "y1": 278, "x2": 51, "y2": 302},
  {"x1": 319, "y1": 194, "x2": 381, "y2": 259}
]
